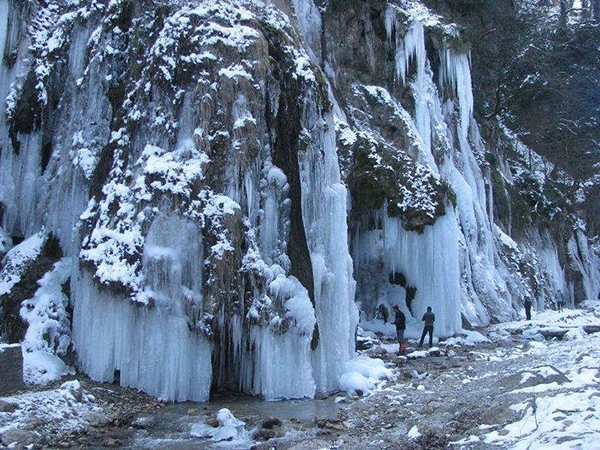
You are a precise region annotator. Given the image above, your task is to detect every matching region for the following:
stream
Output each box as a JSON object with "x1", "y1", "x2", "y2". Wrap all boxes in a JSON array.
[{"x1": 123, "y1": 393, "x2": 340, "y2": 449}]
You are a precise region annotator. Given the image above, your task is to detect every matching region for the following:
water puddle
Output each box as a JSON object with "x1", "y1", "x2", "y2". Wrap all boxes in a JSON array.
[{"x1": 127, "y1": 394, "x2": 340, "y2": 449}]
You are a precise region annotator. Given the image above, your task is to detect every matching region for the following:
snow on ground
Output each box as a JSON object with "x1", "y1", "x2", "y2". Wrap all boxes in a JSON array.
[
  {"x1": 0, "y1": 301, "x2": 599, "y2": 449},
  {"x1": 347, "y1": 301, "x2": 600, "y2": 449},
  {"x1": 340, "y1": 356, "x2": 394, "y2": 396},
  {"x1": 0, "y1": 381, "x2": 101, "y2": 445},
  {"x1": 459, "y1": 301, "x2": 600, "y2": 449}
]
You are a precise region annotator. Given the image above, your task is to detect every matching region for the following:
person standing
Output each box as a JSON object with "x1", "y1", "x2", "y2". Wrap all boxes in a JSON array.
[
  {"x1": 392, "y1": 305, "x2": 406, "y2": 354},
  {"x1": 377, "y1": 303, "x2": 389, "y2": 324},
  {"x1": 556, "y1": 290, "x2": 565, "y2": 312},
  {"x1": 419, "y1": 306, "x2": 435, "y2": 348},
  {"x1": 524, "y1": 297, "x2": 532, "y2": 320}
]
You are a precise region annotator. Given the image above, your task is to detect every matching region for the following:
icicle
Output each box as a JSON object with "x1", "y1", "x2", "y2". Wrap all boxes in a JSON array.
[
  {"x1": 390, "y1": 20, "x2": 426, "y2": 87},
  {"x1": 0, "y1": 0, "x2": 8, "y2": 66},
  {"x1": 384, "y1": 5, "x2": 397, "y2": 42},
  {"x1": 386, "y1": 14, "x2": 437, "y2": 166},
  {"x1": 73, "y1": 271, "x2": 213, "y2": 402},
  {"x1": 440, "y1": 50, "x2": 473, "y2": 139}
]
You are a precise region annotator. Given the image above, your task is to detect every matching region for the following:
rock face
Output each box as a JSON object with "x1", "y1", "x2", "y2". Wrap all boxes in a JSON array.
[
  {"x1": 0, "y1": 0, "x2": 598, "y2": 402},
  {"x1": 0, "y1": 344, "x2": 26, "y2": 396}
]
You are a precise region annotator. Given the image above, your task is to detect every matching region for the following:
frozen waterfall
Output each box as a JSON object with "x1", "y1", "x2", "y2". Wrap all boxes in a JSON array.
[
  {"x1": 1, "y1": 0, "x2": 598, "y2": 404},
  {"x1": 352, "y1": 5, "x2": 523, "y2": 333}
]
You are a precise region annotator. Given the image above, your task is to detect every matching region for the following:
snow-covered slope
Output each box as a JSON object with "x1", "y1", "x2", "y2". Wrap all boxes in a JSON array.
[{"x1": 0, "y1": 0, "x2": 597, "y2": 401}]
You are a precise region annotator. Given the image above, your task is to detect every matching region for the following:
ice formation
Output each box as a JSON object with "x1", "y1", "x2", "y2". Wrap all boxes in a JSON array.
[
  {"x1": 0, "y1": 0, "x2": 597, "y2": 402},
  {"x1": 0, "y1": 0, "x2": 359, "y2": 401},
  {"x1": 348, "y1": 2, "x2": 598, "y2": 338},
  {"x1": 190, "y1": 408, "x2": 248, "y2": 442}
]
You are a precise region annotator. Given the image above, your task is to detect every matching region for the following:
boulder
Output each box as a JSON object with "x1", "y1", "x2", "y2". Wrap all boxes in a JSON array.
[
  {"x1": 261, "y1": 417, "x2": 282, "y2": 429},
  {"x1": 583, "y1": 325, "x2": 600, "y2": 334},
  {"x1": 539, "y1": 328, "x2": 568, "y2": 340},
  {"x1": 0, "y1": 344, "x2": 26, "y2": 395},
  {"x1": 0, "y1": 400, "x2": 18, "y2": 412},
  {"x1": 427, "y1": 347, "x2": 442, "y2": 357},
  {"x1": 356, "y1": 335, "x2": 378, "y2": 351},
  {"x1": 499, "y1": 365, "x2": 570, "y2": 391},
  {"x1": 131, "y1": 416, "x2": 156, "y2": 429},
  {"x1": 1, "y1": 428, "x2": 41, "y2": 447}
]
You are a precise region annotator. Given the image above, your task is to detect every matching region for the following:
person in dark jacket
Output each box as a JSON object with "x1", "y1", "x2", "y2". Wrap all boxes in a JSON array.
[
  {"x1": 377, "y1": 303, "x2": 389, "y2": 324},
  {"x1": 556, "y1": 290, "x2": 565, "y2": 312},
  {"x1": 419, "y1": 306, "x2": 435, "y2": 348},
  {"x1": 392, "y1": 304, "x2": 406, "y2": 354},
  {"x1": 524, "y1": 298, "x2": 532, "y2": 320}
]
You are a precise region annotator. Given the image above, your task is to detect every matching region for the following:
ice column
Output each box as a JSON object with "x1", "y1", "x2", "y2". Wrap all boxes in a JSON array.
[
  {"x1": 439, "y1": 47, "x2": 514, "y2": 322},
  {"x1": 240, "y1": 99, "x2": 357, "y2": 398},
  {"x1": 382, "y1": 211, "x2": 462, "y2": 336},
  {"x1": 381, "y1": 9, "x2": 514, "y2": 327},
  {"x1": 0, "y1": 0, "x2": 8, "y2": 63},
  {"x1": 569, "y1": 230, "x2": 600, "y2": 301},
  {"x1": 291, "y1": 0, "x2": 323, "y2": 60},
  {"x1": 72, "y1": 215, "x2": 212, "y2": 402},
  {"x1": 0, "y1": 1, "x2": 37, "y2": 237},
  {"x1": 248, "y1": 312, "x2": 317, "y2": 400},
  {"x1": 0, "y1": 134, "x2": 44, "y2": 237},
  {"x1": 441, "y1": 50, "x2": 493, "y2": 257},
  {"x1": 301, "y1": 101, "x2": 358, "y2": 393},
  {"x1": 379, "y1": 11, "x2": 463, "y2": 334}
]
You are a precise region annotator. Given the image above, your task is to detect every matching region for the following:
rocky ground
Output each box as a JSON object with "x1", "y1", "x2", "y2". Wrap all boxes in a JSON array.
[
  {"x1": 2, "y1": 303, "x2": 599, "y2": 449},
  {"x1": 251, "y1": 336, "x2": 596, "y2": 450}
]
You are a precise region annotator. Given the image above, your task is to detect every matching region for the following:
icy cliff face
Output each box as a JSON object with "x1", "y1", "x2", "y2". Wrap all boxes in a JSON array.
[
  {"x1": 0, "y1": 0, "x2": 598, "y2": 401},
  {"x1": 322, "y1": 0, "x2": 599, "y2": 329},
  {"x1": 0, "y1": 0, "x2": 357, "y2": 401}
]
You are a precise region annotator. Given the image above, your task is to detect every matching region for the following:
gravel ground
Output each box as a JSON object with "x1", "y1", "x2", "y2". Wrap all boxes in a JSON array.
[{"x1": 2, "y1": 306, "x2": 599, "y2": 449}]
